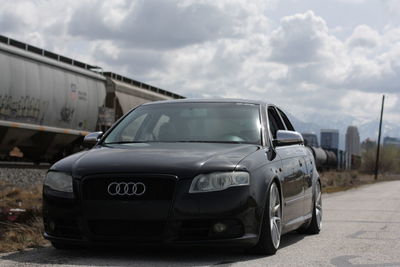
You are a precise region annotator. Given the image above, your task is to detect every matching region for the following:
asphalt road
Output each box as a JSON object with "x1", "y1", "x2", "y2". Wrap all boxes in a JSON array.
[{"x1": 1, "y1": 181, "x2": 400, "y2": 267}]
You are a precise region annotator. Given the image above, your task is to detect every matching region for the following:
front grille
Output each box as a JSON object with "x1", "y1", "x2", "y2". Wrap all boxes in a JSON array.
[
  {"x1": 88, "y1": 220, "x2": 166, "y2": 239},
  {"x1": 82, "y1": 176, "x2": 176, "y2": 201}
]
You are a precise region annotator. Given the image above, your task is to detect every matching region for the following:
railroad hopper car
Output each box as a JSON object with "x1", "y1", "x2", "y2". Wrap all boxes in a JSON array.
[{"x1": 0, "y1": 35, "x2": 184, "y2": 163}]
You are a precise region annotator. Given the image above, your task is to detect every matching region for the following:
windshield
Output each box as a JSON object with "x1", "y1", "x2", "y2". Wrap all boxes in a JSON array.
[{"x1": 103, "y1": 102, "x2": 261, "y2": 145}]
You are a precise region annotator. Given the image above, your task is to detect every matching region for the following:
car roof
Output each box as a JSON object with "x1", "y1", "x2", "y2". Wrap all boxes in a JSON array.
[{"x1": 141, "y1": 98, "x2": 271, "y2": 106}]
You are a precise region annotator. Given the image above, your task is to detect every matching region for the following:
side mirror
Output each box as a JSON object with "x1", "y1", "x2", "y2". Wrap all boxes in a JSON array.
[
  {"x1": 273, "y1": 130, "x2": 304, "y2": 147},
  {"x1": 83, "y1": 131, "x2": 103, "y2": 147}
]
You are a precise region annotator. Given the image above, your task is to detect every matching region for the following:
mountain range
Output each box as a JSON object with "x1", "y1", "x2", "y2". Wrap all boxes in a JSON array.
[{"x1": 287, "y1": 112, "x2": 400, "y2": 150}]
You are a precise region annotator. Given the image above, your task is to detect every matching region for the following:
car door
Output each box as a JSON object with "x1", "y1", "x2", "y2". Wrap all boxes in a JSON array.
[
  {"x1": 276, "y1": 107, "x2": 312, "y2": 218},
  {"x1": 267, "y1": 106, "x2": 305, "y2": 224}
]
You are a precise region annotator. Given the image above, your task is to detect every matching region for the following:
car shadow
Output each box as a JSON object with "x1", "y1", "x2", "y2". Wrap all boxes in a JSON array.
[
  {"x1": 1, "y1": 233, "x2": 306, "y2": 266},
  {"x1": 280, "y1": 232, "x2": 306, "y2": 249}
]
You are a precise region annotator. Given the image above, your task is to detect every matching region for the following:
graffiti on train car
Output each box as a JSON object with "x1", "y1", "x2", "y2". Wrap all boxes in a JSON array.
[
  {"x1": 60, "y1": 106, "x2": 74, "y2": 123},
  {"x1": 70, "y1": 84, "x2": 78, "y2": 101},
  {"x1": 78, "y1": 91, "x2": 87, "y2": 101},
  {"x1": 0, "y1": 94, "x2": 49, "y2": 124}
]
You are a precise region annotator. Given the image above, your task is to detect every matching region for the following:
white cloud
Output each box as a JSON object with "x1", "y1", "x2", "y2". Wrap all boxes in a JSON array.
[
  {"x1": 0, "y1": 1, "x2": 399, "y2": 137},
  {"x1": 335, "y1": 0, "x2": 367, "y2": 3},
  {"x1": 67, "y1": 0, "x2": 239, "y2": 50},
  {"x1": 269, "y1": 11, "x2": 331, "y2": 64},
  {"x1": 347, "y1": 25, "x2": 380, "y2": 48}
]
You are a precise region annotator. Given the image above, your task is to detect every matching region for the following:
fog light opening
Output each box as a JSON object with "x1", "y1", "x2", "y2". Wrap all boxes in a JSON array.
[
  {"x1": 213, "y1": 222, "x2": 227, "y2": 233},
  {"x1": 49, "y1": 221, "x2": 56, "y2": 232}
]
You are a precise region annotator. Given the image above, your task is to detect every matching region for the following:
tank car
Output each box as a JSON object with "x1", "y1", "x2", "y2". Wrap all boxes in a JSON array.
[
  {"x1": 306, "y1": 146, "x2": 327, "y2": 171},
  {"x1": 325, "y1": 150, "x2": 338, "y2": 169}
]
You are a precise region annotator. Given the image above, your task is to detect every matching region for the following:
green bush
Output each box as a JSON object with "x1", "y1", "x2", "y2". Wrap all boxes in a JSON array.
[{"x1": 361, "y1": 145, "x2": 400, "y2": 174}]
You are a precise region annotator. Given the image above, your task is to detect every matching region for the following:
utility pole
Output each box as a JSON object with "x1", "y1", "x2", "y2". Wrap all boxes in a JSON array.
[{"x1": 374, "y1": 95, "x2": 385, "y2": 180}]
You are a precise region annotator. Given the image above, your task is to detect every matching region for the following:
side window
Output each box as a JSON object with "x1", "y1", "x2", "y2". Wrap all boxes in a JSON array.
[
  {"x1": 268, "y1": 106, "x2": 285, "y2": 139},
  {"x1": 277, "y1": 108, "x2": 295, "y2": 131}
]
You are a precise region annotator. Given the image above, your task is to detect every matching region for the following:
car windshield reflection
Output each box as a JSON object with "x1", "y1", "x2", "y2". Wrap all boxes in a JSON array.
[{"x1": 103, "y1": 102, "x2": 262, "y2": 145}]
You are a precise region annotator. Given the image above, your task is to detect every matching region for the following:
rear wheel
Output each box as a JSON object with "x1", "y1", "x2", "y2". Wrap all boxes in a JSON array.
[
  {"x1": 251, "y1": 182, "x2": 282, "y2": 255},
  {"x1": 302, "y1": 180, "x2": 322, "y2": 234}
]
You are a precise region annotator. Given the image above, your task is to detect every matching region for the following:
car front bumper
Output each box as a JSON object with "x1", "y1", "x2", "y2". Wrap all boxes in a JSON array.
[{"x1": 43, "y1": 176, "x2": 262, "y2": 248}]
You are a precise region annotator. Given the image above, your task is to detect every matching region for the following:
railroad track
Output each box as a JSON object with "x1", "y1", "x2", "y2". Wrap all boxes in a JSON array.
[{"x1": 0, "y1": 161, "x2": 50, "y2": 169}]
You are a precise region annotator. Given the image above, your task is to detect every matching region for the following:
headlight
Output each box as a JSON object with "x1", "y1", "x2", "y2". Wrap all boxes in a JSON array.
[
  {"x1": 189, "y1": 172, "x2": 250, "y2": 193},
  {"x1": 44, "y1": 172, "x2": 73, "y2": 193}
]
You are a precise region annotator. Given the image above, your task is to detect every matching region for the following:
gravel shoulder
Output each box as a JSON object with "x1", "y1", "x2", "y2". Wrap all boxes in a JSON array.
[{"x1": 0, "y1": 168, "x2": 47, "y2": 188}]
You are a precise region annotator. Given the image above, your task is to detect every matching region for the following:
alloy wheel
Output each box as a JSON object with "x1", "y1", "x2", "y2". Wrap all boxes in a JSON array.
[
  {"x1": 269, "y1": 183, "x2": 282, "y2": 249},
  {"x1": 315, "y1": 182, "x2": 322, "y2": 229}
]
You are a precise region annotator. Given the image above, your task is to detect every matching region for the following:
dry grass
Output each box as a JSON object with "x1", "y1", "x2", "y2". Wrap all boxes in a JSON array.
[
  {"x1": 320, "y1": 171, "x2": 400, "y2": 193},
  {"x1": 0, "y1": 182, "x2": 49, "y2": 253},
  {"x1": 0, "y1": 182, "x2": 43, "y2": 211},
  {"x1": 0, "y1": 217, "x2": 48, "y2": 253}
]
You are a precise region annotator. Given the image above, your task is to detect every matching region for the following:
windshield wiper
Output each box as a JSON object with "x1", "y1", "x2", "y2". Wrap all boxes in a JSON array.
[
  {"x1": 102, "y1": 141, "x2": 152, "y2": 145},
  {"x1": 103, "y1": 140, "x2": 247, "y2": 145},
  {"x1": 174, "y1": 140, "x2": 245, "y2": 144}
]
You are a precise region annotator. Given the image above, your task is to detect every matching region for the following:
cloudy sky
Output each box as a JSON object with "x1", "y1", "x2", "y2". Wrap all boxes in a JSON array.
[{"x1": 1, "y1": 0, "x2": 399, "y2": 137}]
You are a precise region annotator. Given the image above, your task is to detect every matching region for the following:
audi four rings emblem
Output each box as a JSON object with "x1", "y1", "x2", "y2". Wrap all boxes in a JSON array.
[{"x1": 107, "y1": 182, "x2": 146, "y2": 196}]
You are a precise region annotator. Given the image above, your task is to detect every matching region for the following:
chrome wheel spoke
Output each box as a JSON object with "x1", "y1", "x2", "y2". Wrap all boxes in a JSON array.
[
  {"x1": 273, "y1": 203, "x2": 280, "y2": 213},
  {"x1": 272, "y1": 223, "x2": 279, "y2": 244},
  {"x1": 270, "y1": 189, "x2": 276, "y2": 210},
  {"x1": 316, "y1": 209, "x2": 322, "y2": 225},
  {"x1": 271, "y1": 222, "x2": 277, "y2": 243},
  {"x1": 273, "y1": 217, "x2": 281, "y2": 235}
]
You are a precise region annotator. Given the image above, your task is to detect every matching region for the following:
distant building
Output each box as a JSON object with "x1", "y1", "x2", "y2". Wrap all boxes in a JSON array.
[
  {"x1": 383, "y1": 136, "x2": 400, "y2": 148},
  {"x1": 361, "y1": 138, "x2": 376, "y2": 151},
  {"x1": 345, "y1": 126, "x2": 361, "y2": 155},
  {"x1": 320, "y1": 129, "x2": 339, "y2": 150},
  {"x1": 301, "y1": 133, "x2": 319, "y2": 147}
]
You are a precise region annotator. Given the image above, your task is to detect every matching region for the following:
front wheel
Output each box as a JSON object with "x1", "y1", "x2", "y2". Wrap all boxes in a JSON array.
[{"x1": 251, "y1": 182, "x2": 282, "y2": 255}]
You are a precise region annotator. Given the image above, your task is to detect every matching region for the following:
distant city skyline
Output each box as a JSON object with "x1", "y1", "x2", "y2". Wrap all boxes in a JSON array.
[
  {"x1": 384, "y1": 136, "x2": 400, "y2": 148},
  {"x1": 289, "y1": 109, "x2": 399, "y2": 150}
]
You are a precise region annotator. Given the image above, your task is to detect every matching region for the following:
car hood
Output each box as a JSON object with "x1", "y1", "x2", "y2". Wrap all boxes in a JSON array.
[{"x1": 51, "y1": 143, "x2": 260, "y2": 179}]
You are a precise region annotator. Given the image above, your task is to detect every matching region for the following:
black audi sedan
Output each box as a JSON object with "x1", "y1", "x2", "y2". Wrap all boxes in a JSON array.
[{"x1": 43, "y1": 99, "x2": 322, "y2": 255}]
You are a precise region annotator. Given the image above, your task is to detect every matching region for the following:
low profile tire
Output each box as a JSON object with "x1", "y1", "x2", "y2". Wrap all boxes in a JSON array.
[
  {"x1": 51, "y1": 241, "x2": 80, "y2": 250},
  {"x1": 251, "y1": 182, "x2": 282, "y2": 255},
  {"x1": 302, "y1": 180, "x2": 322, "y2": 235}
]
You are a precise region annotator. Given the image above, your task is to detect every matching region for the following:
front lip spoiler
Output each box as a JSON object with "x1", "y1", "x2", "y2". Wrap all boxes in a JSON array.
[{"x1": 43, "y1": 232, "x2": 259, "y2": 248}]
